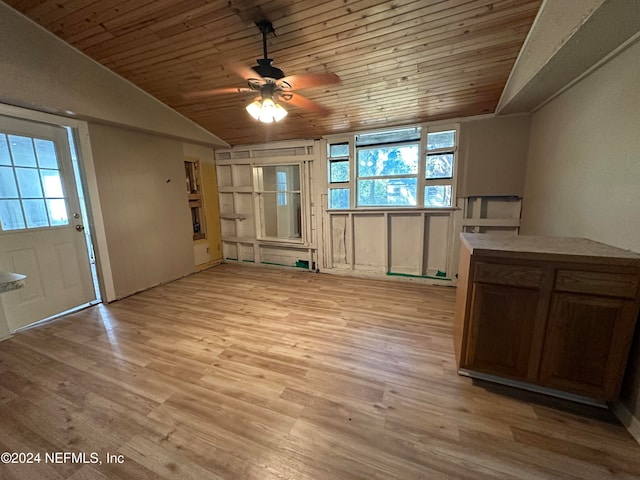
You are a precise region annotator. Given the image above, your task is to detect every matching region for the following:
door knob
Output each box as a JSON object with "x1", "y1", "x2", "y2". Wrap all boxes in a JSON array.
[{"x1": 75, "y1": 224, "x2": 85, "y2": 231}]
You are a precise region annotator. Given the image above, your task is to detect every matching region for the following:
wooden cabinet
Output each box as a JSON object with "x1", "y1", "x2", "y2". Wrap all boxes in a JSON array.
[
  {"x1": 539, "y1": 293, "x2": 637, "y2": 398},
  {"x1": 466, "y1": 283, "x2": 540, "y2": 379},
  {"x1": 454, "y1": 234, "x2": 640, "y2": 402}
]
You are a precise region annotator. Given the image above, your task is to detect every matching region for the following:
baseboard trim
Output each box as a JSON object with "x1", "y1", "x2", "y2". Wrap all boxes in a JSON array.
[
  {"x1": 611, "y1": 401, "x2": 640, "y2": 445},
  {"x1": 458, "y1": 369, "x2": 607, "y2": 407}
]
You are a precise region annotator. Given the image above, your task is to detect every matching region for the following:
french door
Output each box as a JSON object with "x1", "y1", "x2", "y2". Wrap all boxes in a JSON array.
[{"x1": 0, "y1": 115, "x2": 95, "y2": 331}]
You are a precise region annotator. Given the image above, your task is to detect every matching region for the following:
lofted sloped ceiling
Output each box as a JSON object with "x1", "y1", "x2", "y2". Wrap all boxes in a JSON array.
[{"x1": 6, "y1": 0, "x2": 543, "y2": 146}]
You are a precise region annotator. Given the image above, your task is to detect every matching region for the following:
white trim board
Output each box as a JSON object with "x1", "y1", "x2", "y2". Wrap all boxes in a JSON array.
[{"x1": 612, "y1": 402, "x2": 640, "y2": 446}]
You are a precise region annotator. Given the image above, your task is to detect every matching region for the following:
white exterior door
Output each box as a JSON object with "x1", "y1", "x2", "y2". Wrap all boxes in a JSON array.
[{"x1": 0, "y1": 115, "x2": 95, "y2": 331}]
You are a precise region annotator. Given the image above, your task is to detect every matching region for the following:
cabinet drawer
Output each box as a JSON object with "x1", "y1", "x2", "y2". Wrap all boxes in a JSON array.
[
  {"x1": 473, "y1": 262, "x2": 549, "y2": 288},
  {"x1": 555, "y1": 270, "x2": 639, "y2": 299}
]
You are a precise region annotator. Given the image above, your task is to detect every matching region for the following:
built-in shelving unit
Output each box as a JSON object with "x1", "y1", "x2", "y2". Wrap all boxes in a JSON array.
[
  {"x1": 215, "y1": 141, "x2": 317, "y2": 269},
  {"x1": 185, "y1": 159, "x2": 206, "y2": 241}
]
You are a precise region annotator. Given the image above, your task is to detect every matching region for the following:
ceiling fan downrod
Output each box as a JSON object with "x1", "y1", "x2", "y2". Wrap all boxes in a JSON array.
[
  {"x1": 253, "y1": 20, "x2": 284, "y2": 80},
  {"x1": 256, "y1": 20, "x2": 275, "y2": 61}
]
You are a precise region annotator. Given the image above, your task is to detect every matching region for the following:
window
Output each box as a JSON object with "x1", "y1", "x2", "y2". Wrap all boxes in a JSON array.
[
  {"x1": 326, "y1": 125, "x2": 457, "y2": 209},
  {"x1": 424, "y1": 129, "x2": 456, "y2": 207},
  {"x1": 254, "y1": 164, "x2": 302, "y2": 241},
  {"x1": 357, "y1": 143, "x2": 419, "y2": 207},
  {"x1": 327, "y1": 142, "x2": 350, "y2": 209},
  {"x1": 276, "y1": 171, "x2": 287, "y2": 206},
  {"x1": 0, "y1": 133, "x2": 69, "y2": 231}
]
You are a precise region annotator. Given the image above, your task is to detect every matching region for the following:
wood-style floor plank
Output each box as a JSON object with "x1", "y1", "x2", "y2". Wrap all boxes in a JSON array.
[{"x1": 0, "y1": 263, "x2": 639, "y2": 479}]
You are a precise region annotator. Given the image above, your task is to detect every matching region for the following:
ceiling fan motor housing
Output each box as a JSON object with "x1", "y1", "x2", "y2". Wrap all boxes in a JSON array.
[{"x1": 253, "y1": 58, "x2": 285, "y2": 80}]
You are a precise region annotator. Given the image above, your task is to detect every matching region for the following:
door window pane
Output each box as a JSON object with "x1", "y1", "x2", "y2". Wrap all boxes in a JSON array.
[
  {"x1": 22, "y1": 199, "x2": 49, "y2": 228},
  {"x1": 424, "y1": 185, "x2": 452, "y2": 207},
  {"x1": 46, "y1": 199, "x2": 69, "y2": 226},
  {"x1": 15, "y1": 168, "x2": 43, "y2": 197},
  {"x1": 41, "y1": 170, "x2": 64, "y2": 197},
  {"x1": 0, "y1": 199, "x2": 25, "y2": 230},
  {"x1": 0, "y1": 131, "x2": 70, "y2": 231},
  {"x1": 329, "y1": 188, "x2": 350, "y2": 209},
  {"x1": 8, "y1": 135, "x2": 37, "y2": 167},
  {"x1": 34, "y1": 139, "x2": 59, "y2": 168},
  {"x1": 0, "y1": 135, "x2": 11, "y2": 165},
  {"x1": 425, "y1": 153, "x2": 454, "y2": 179},
  {"x1": 358, "y1": 178, "x2": 417, "y2": 206},
  {"x1": 0, "y1": 166, "x2": 19, "y2": 198}
]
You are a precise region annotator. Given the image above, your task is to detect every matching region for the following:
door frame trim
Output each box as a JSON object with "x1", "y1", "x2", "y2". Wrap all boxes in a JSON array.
[{"x1": 0, "y1": 103, "x2": 116, "y2": 301}]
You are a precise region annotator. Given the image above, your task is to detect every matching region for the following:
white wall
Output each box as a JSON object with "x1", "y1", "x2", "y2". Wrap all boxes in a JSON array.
[
  {"x1": 521, "y1": 40, "x2": 640, "y2": 423},
  {"x1": 458, "y1": 115, "x2": 530, "y2": 197},
  {"x1": 88, "y1": 124, "x2": 195, "y2": 299}
]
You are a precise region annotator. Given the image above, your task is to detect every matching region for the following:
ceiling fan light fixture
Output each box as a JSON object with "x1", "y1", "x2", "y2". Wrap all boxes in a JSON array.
[{"x1": 246, "y1": 98, "x2": 288, "y2": 123}]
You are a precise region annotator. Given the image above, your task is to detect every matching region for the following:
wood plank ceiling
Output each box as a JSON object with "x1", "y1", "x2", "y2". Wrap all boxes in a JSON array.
[{"x1": 6, "y1": 0, "x2": 543, "y2": 146}]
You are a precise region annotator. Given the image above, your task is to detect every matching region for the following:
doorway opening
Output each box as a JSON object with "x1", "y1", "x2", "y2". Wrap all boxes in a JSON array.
[{"x1": 66, "y1": 127, "x2": 101, "y2": 304}]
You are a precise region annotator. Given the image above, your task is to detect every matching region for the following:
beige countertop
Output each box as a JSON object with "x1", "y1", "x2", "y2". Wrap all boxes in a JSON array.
[
  {"x1": 460, "y1": 233, "x2": 640, "y2": 266},
  {"x1": 0, "y1": 271, "x2": 27, "y2": 294}
]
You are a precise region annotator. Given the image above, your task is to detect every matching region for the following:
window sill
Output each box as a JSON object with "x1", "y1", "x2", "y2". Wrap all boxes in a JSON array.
[{"x1": 326, "y1": 207, "x2": 459, "y2": 213}]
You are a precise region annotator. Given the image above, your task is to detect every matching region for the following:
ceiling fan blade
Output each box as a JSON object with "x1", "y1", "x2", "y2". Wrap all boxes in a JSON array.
[
  {"x1": 279, "y1": 73, "x2": 340, "y2": 90},
  {"x1": 182, "y1": 87, "x2": 254, "y2": 99},
  {"x1": 280, "y1": 92, "x2": 331, "y2": 116},
  {"x1": 229, "y1": 62, "x2": 263, "y2": 82}
]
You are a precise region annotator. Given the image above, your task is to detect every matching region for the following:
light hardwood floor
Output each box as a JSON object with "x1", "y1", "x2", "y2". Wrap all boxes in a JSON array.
[{"x1": 1, "y1": 264, "x2": 639, "y2": 479}]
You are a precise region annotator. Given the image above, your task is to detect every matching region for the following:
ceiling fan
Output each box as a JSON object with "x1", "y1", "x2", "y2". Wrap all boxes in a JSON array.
[{"x1": 184, "y1": 20, "x2": 340, "y2": 123}]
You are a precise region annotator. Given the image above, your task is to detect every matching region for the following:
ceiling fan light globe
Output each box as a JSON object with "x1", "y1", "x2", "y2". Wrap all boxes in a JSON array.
[
  {"x1": 246, "y1": 97, "x2": 288, "y2": 123},
  {"x1": 273, "y1": 103, "x2": 288, "y2": 122},
  {"x1": 246, "y1": 100, "x2": 263, "y2": 120}
]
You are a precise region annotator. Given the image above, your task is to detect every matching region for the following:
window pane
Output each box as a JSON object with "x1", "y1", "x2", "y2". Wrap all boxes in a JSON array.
[
  {"x1": 424, "y1": 185, "x2": 452, "y2": 207},
  {"x1": 46, "y1": 198, "x2": 69, "y2": 226},
  {"x1": 0, "y1": 199, "x2": 25, "y2": 230},
  {"x1": 258, "y1": 165, "x2": 300, "y2": 191},
  {"x1": 15, "y1": 168, "x2": 43, "y2": 198},
  {"x1": 425, "y1": 153, "x2": 454, "y2": 179},
  {"x1": 22, "y1": 199, "x2": 49, "y2": 228},
  {"x1": 40, "y1": 169, "x2": 64, "y2": 197},
  {"x1": 329, "y1": 160, "x2": 349, "y2": 183},
  {"x1": 0, "y1": 135, "x2": 11, "y2": 165},
  {"x1": 34, "y1": 139, "x2": 59, "y2": 168},
  {"x1": 0, "y1": 166, "x2": 19, "y2": 198},
  {"x1": 329, "y1": 188, "x2": 349, "y2": 209},
  {"x1": 356, "y1": 127, "x2": 421, "y2": 146},
  {"x1": 276, "y1": 171, "x2": 287, "y2": 206},
  {"x1": 358, "y1": 178, "x2": 417, "y2": 206},
  {"x1": 358, "y1": 144, "x2": 418, "y2": 177},
  {"x1": 8, "y1": 135, "x2": 37, "y2": 167},
  {"x1": 259, "y1": 192, "x2": 302, "y2": 239},
  {"x1": 329, "y1": 143, "x2": 349, "y2": 158},
  {"x1": 427, "y1": 130, "x2": 455, "y2": 150}
]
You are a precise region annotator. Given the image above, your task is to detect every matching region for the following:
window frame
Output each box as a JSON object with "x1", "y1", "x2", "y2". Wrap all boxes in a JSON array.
[
  {"x1": 326, "y1": 138, "x2": 352, "y2": 210},
  {"x1": 0, "y1": 132, "x2": 71, "y2": 232},
  {"x1": 421, "y1": 125, "x2": 458, "y2": 208},
  {"x1": 252, "y1": 162, "x2": 305, "y2": 244},
  {"x1": 356, "y1": 140, "x2": 420, "y2": 208},
  {"x1": 325, "y1": 123, "x2": 458, "y2": 210}
]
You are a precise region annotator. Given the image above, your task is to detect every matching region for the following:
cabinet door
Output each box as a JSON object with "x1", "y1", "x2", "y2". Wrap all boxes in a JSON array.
[
  {"x1": 539, "y1": 293, "x2": 637, "y2": 400},
  {"x1": 464, "y1": 283, "x2": 540, "y2": 379}
]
